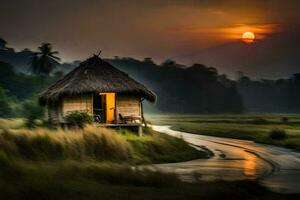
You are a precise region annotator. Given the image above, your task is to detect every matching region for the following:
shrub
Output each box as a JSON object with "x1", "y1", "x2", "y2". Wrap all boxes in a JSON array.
[
  {"x1": 269, "y1": 129, "x2": 287, "y2": 140},
  {"x1": 281, "y1": 117, "x2": 289, "y2": 123},
  {"x1": 22, "y1": 98, "x2": 44, "y2": 128},
  {"x1": 65, "y1": 111, "x2": 92, "y2": 129},
  {"x1": 0, "y1": 86, "x2": 14, "y2": 118}
]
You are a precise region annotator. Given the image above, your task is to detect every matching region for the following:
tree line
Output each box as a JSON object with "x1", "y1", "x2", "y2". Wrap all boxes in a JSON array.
[
  {"x1": 237, "y1": 72, "x2": 300, "y2": 113},
  {"x1": 0, "y1": 40, "x2": 63, "y2": 121},
  {"x1": 109, "y1": 58, "x2": 243, "y2": 113},
  {"x1": 1, "y1": 37, "x2": 300, "y2": 115}
]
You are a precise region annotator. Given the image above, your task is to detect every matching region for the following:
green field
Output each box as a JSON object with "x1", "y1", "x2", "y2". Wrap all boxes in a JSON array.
[
  {"x1": 0, "y1": 118, "x2": 207, "y2": 199},
  {"x1": 147, "y1": 114, "x2": 300, "y2": 151},
  {"x1": 0, "y1": 117, "x2": 300, "y2": 199}
]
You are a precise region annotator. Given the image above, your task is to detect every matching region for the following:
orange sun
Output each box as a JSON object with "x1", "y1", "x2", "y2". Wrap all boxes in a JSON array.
[{"x1": 242, "y1": 32, "x2": 255, "y2": 43}]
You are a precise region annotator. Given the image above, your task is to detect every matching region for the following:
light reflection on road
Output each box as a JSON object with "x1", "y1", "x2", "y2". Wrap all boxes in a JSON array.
[
  {"x1": 149, "y1": 125, "x2": 300, "y2": 194},
  {"x1": 244, "y1": 153, "x2": 257, "y2": 178}
]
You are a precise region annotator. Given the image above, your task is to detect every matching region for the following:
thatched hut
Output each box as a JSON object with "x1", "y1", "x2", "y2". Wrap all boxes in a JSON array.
[{"x1": 39, "y1": 55, "x2": 156, "y2": 126}]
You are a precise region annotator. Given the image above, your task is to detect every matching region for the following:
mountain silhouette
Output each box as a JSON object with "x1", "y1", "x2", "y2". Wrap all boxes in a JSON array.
[{"x1": 177, "y1": 31, "x2": 300, "y2": 79}]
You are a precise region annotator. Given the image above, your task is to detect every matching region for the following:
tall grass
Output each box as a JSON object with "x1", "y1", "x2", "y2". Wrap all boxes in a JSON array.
[
  {"x1": 0, "y1": 125, "x2": 131, "y2": 162},
  {"x1": 0, "y1": 123, "x2": 206, "y2": 163}
]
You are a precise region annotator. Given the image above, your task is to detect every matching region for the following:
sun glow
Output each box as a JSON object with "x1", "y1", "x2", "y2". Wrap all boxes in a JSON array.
[{"x1": 242, "y1": 32, "x2": 255, "y2": 43}]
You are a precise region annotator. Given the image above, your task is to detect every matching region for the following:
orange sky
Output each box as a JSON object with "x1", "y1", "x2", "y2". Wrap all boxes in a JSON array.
[{"x1": 0, "y1": 0, "x2": 299, "y2": 63}]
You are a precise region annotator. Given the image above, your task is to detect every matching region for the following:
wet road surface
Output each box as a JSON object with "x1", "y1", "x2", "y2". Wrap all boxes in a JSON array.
[{"x1": 148, "y1": 125, "x2": 300, "y2": 194}]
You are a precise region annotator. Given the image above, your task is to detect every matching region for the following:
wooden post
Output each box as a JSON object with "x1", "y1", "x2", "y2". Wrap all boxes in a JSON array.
[
  {"x1": 63, "y1": 123, "x2": 68, "y2": 130},
  {"x1": 91, "y1": 93, "x2": 94, "y2": 116},
  {"x1": 140, "y1": 98, "x2": 147, "y2": 127},
  {"x1": 138, "y1": 126, "x2": 143, "y2": 136}
]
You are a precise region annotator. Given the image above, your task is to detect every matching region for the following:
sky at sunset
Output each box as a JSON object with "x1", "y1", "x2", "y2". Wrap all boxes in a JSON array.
[{"x1": 1, "y1": 0, "x2": 300, "y2": 77}]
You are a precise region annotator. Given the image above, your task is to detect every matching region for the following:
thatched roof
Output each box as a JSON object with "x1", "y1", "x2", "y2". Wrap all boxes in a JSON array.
[{"x1": 39, "y1": 55, "x2": 156, "y2": 105}]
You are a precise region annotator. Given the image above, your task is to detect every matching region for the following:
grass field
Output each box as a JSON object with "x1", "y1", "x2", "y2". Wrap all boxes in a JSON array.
[
  {"x1": 0, "y1": 154, "x2": 298, "y2": 200},
  {"x1": 147, "y1": 114, "x2": 300, "y2": 151},
  {"x1": 0, "y1": 118, "x2": 210, "y2": 199},
  {"x1": 1, "y1": 117, "x2": 300, "y2": 199},
  {"x1": 0, "y1": 119, "x2": 206, "y2": 164}
]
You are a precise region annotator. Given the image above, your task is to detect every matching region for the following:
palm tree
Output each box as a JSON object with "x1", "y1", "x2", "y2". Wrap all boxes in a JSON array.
[
  {"x1": 0, "y1": 38, "x2": 7, "y2": 50},
  {"x1": 28, "y1": 52, "x2": 40, "y2": 74},
  {"x1": 29, "y1": 43, "x2": 60, "y2": 76}
]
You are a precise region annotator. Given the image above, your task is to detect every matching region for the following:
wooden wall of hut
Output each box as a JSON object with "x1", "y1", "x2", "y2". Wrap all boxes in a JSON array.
[
  {"x1": 47, "y1": 103, "x2": 64, "y2": 123},
  {"x1": 47, "y1": 94, "x2": 142, "y2": 124},
  {"x1": 116, "y1": 95, "x2": 141, "y2": 120},
  {"x1": 62, "y1": 94, "x2": 93, "y2": 116}
]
